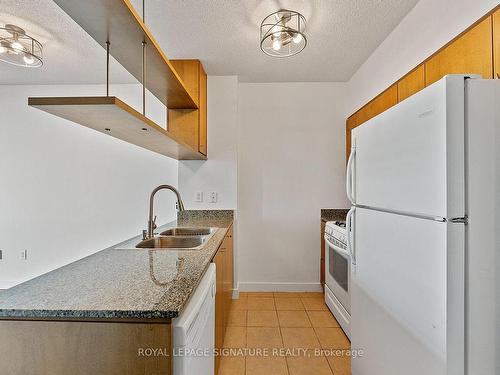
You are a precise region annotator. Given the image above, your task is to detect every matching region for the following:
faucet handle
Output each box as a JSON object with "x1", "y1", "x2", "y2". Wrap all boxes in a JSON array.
[
  {"x1": 142, "y1": 230, "x2": 148, "y2": 240},
  {"x1": 152, "y1": 215, "x2": 157, "y2": 230}
]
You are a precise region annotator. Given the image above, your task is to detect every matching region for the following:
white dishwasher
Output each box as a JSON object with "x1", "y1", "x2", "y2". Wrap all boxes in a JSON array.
[{"x1": 172, "y1": 263, "x2": 216, "y2": 375}]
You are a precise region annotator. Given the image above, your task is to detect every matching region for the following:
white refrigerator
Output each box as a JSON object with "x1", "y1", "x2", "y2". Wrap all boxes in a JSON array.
[{"x1": 346, "y1": 75, "x2": 499, "y2": 375}]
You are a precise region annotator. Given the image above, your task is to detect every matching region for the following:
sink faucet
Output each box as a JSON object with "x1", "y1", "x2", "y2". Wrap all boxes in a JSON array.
[{"x1": 147, "y1": 185, "x2": 185, "y2": 238}]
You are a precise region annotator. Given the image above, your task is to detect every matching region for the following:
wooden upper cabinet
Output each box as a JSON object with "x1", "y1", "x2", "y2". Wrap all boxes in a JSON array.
[
  {"x1": 346, "y1": 128, "x2": 352, "y2": 163},
  {"x1": 198, "y1": 64, "x2": 207, "y2": 156},
  {"x1": 494, "y1": 9, "x2": 500, "y2": 78},
  {"x1": 170, "y1": 60, "x2": 200, "y2": 105},
  {"x1": 425, "y1": 17, "x2": 493, "y2": 85},
  {"x1": 168, "y1": 60, "x2": 207, "y2": 156},
  {"x1": 345, "y1": 118, "x2": 354, "y2": 162},
  {"x1": 360, "y1": 84, "x2": 398, "y2": 124},
  {"x1": 168, "y1": 108, "x2": 199, "y2": 151},
  {"x1": 345, "y1": 7, "x2": 499, "y2": 166},
  {"x1": 398, "y1": 64, "x2": 425, "y2": 102},
  {"x1": 346, "y1": 114, "x2": 358, "y2": 130},
  {"x1": 345, "y1": 84, "x2": 397, "y2": 162}
]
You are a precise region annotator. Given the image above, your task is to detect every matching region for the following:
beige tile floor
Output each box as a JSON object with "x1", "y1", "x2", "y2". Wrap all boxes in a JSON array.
[{"x1": 219, "y1": 292, "x2": 351, "y2": 375}]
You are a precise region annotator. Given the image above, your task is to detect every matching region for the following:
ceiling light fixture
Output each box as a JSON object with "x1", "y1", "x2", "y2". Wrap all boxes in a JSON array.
[
  {"x1": 0, "y1": 24, "x2": 43, "y2": 68},
  {"x1": 260, "y1": 10, "x2": 306, "y2": 58}
]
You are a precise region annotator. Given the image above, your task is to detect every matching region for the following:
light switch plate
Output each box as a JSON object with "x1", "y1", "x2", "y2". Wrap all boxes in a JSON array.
[
  {"x1": 209, "y1": 191, "x2": 218, "y2": 203},
  {"x1": 195, "y1": 191, "x2": 203, "y2": 202}
]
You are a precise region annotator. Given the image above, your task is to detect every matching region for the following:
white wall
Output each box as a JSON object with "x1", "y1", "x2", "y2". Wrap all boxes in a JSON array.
[
  {"x1": 178, "y1": 76, "x2": 238, "y2": 209},
  {"x1": 178, "y1": 76, "x2": 239, "y2": 291},
  {"x1": 345, "y1": 0, "x2": 499, "y2": 115},
  {"x1": 237, "y1": 82, "x2": 349, "y2": 291},
  {"x1": 0, "y1": 84, "x2": 178, "y2": 288},
  {"x1": 178, "y1": 79, "x2": 349, "y2": 292}
]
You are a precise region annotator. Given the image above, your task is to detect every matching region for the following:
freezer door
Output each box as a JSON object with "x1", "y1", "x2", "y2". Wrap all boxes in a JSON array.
[
  {"x1": 351, "y1": 208, "x2": 464, "y2": 375},
  {"x1": 351, "y1": 75, "x2": 469, "y2": 219}
]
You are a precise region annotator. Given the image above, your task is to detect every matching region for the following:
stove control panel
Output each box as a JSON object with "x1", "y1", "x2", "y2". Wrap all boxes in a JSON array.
[{"x1": 325, "y1": 221, "x2": 347, "y2": 247}]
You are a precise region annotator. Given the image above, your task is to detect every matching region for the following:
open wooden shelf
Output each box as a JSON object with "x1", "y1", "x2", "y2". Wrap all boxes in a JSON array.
[
  {"x1": 28, "y1": 96, "x2": 207, "y2": 160},
  {"x1": 53, "y1": 0, "x2": 197, "y2": 110}
]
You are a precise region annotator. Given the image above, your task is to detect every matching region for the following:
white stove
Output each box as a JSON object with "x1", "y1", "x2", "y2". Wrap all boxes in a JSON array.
[
  {"x1": 324, "y1": 220, "x2": 351, "y2": 339},
  {"x1": 325, "y1": 220, "x2": 347, "y2": 249}
]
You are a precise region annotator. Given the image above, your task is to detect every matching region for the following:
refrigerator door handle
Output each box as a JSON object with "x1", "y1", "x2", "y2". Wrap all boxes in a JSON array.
[
  {"x1": 448, "y1": 216, "x2": 468, "y2": 224},
  {"x1": 346, "y1": 207, "x2": 356, "y2": 265},
  {"x1": 346, "y1": 146, "x2": 356, "y2": 204}
]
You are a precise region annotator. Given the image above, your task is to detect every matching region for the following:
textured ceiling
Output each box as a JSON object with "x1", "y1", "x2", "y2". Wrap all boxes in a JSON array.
[
  {"x1": 0, "y1": 0, "x2": 132, "y2": 85},
  {"x1": 0, "y1": 0, "x2": 418, "y2": 84}
]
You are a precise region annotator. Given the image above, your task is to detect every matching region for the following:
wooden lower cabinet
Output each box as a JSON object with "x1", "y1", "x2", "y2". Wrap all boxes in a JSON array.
[
  {"x1": 214, "y1": 224, "x2": 234, "y2": 375},
  {"x1": 320, "y1": 220, "x2": 326, "y2": 290},
  {"x1": 223, "y1": 227, "x2": 234, "y2": 329},
  {"x1": 0, "y1": 320, "x2": 171, "y2": 375},
  {"x1": 213, "y1": 249, "x2": 225, "y2": 375}
]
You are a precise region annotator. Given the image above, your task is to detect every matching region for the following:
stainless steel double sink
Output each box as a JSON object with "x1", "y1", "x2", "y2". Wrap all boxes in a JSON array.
[{"x1": 135, "y1": 227, "x2": 217, "y2": 250}]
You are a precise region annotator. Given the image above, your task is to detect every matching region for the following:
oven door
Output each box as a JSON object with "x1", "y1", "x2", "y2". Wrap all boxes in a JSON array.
[{"x1": 325, "y1": 236, "x2": 351, "y2": 313}]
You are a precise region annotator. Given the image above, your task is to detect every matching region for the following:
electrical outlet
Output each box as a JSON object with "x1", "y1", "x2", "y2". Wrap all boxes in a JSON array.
[
  {"x1": 20, "y1": 250, "x2": 27, "y2": 260},
  {"x1": 195, "y1": 191, "x2": 203, "y2": 202},
  {"x1": 209, "y1": 191, "x2": 218, "y2": 203}
]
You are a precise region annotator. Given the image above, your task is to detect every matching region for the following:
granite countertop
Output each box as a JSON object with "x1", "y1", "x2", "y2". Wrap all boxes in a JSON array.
[
  {"x1": 0, "y1": 210, "x2": 233, "y2": 321},
  {"x1": 321, "y1": 208, "x2": 350, "y2": 222}
]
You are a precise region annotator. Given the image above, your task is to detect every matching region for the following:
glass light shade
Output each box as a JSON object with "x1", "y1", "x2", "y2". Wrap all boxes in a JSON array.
[
  {"x1": 260, "y1": 10, "x2": 306, "y2": 58},
  {"x1": 0, "y1": 24, "x2": 43, "y2": 68}
]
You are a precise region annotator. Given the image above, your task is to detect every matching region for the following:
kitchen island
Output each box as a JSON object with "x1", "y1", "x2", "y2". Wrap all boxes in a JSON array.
[{"x1": 0, "y1": 210, "x2": 234, "y2": 375}]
